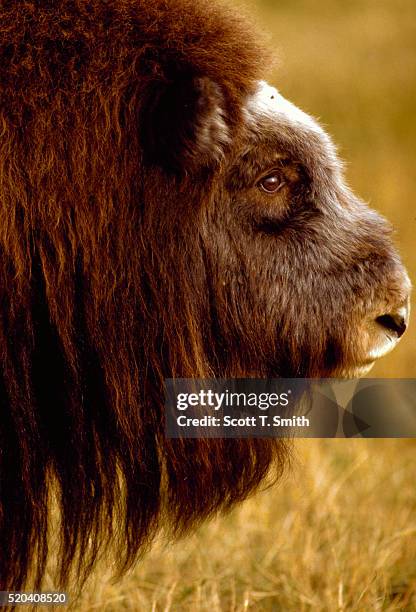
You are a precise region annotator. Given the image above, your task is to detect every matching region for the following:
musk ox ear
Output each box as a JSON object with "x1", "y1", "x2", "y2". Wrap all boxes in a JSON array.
[{"x1": 141, "y1": 76, "x2": 230, "y2": 173}]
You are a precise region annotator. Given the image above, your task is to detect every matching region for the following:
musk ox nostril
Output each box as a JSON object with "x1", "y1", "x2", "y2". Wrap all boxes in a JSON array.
[{"x1": 376, "y1": 312, "x2": 408, "y2": 338}]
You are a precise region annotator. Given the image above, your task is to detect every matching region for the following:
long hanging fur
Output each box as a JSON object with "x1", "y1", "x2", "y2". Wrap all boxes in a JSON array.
[{"x1": 0, "y1": 0, "x2": 286, "y2": 591}]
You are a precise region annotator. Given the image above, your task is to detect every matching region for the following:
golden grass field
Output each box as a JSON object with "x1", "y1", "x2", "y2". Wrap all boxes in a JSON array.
[
  {"x1": 46, "y1": 1, "x2": 416, "y2": 610},
  {"x1": 73, "y1": 440, "x2": 416, "y2": 611}
]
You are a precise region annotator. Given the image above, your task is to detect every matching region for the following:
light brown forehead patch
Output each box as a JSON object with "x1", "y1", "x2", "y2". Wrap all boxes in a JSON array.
[
  {"x1": 233, "y1": 80, "x2": 345, "y2": 194},
  {"x1": 244, "y1": 81, "x2": 325, "y2": 137}
]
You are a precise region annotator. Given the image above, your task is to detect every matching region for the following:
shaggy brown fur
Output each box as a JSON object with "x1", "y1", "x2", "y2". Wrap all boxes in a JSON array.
[{"x1": 0, "y1": 0, "x2": 409, "y2": 593}]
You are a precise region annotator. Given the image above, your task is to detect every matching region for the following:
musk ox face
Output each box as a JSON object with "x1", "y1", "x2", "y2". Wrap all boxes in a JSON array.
[{"x1": 186, "y1": 80, "x2": 411, "y2": 378}]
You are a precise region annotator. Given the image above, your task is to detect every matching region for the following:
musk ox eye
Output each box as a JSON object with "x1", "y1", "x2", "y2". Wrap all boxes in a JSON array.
[{"x1": 258, "y1": 174, "x2": 286, "y2": 194}]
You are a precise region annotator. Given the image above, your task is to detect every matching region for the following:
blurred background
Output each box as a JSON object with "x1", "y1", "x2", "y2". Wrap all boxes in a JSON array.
[{"x1": 74, "y1": 1, "x2": 416, "y2": 609}]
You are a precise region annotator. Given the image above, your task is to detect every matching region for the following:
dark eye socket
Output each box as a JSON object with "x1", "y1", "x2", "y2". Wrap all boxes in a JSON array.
[{"x1": 257, "y1": 173, "x2": 286, "y2": 194}]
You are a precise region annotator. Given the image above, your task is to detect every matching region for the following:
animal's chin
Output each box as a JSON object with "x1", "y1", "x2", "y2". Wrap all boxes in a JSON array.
[
  {"x1": 334, "y1": 362, "x2": 376, "y2": 379},
  {"x1": 366, "y1": 331, "x2": 402, "y2": 361}
]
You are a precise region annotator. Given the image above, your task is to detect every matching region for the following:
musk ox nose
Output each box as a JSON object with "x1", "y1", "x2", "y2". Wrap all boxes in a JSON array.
[{"x1": 376, "y1": 303, "x2": 409, "y2": 339}]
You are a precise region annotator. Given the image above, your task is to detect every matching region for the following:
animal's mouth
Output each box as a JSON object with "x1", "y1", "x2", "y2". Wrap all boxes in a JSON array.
[
  {"x1": 367, "y1": 301, "x2": 410, "y2": 362},
  {"x1": 338, "y1": 298, "x2": 410, "y2": 378},
  {"x1": 345, "y1": 299, "x2": 410, "y2": 378},
  {"x1": 367, "y1": 331, "x2": 401, "y2": 361}
]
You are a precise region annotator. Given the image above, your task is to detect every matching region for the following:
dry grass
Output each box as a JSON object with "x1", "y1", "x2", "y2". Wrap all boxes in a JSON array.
[
  {"x1": 43, "y1": 1, "x2": 416, "y2": 610},
  {"x1": 69, "y1": 440, "x2": 416, "y2": 611}
]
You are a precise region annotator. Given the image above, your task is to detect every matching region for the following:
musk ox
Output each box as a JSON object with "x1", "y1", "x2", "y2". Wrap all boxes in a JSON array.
[{"x1": 0, "y1": 0, "x2": 410, "y2": 592}]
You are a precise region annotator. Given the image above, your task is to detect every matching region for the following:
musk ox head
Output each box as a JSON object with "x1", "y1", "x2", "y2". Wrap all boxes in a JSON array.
[
  {"x1": 0, "y1": 0, "x2": 410, "y2": 592},
  {"x1": 196, "y1": 79, "x2": 411, "y2": 379}
]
